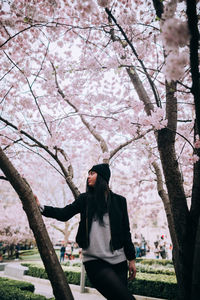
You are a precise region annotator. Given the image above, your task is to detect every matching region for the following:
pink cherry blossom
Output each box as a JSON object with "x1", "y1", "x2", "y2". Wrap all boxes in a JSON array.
[
  {"x1": 161, "y1": 18, "x2": 190, "y2": 50},
  {"x1": 164, "y1": 51, "x2": 189, "y2": 82},
  {"x1": 97, "y1": 0, "x2": 111, "y2": 8},
  {"x1": 189, "y1": 155, "x2": 199, "y2": 164},
  {"x1": 0, "y1": 0, "x2": 196, "y2": 260},
  {"x1": 194, "y1": 140, "x2": 200, "y2": 149}
]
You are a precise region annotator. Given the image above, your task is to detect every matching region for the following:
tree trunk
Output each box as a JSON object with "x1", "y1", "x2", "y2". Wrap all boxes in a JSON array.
[
  {"x1": 191, "y1": 148, "x2": 200, "y2": 299},
  {"x1": 0, "y1": 147, "x2": 74, "y2": 300},
  {"x1": 152, "y1": 162, "x2": 179, "y2": 258},
  {"x1": 186, "y1": 1, "x2": 200, "y2": 294},
  {"x1": 186, "y1": 0, "x2": 200, "y2": 135},
  {"x1": 157, "y1": 81, "x2": 192, "y2": 300},
  {"x1": 191, "y1": 215, "x2": 200, "y2": 298}
]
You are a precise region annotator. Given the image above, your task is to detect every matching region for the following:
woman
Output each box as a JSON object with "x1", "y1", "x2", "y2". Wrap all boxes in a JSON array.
[{"x1": 36, "y1": 163, "x2": 136, "y2": 300}]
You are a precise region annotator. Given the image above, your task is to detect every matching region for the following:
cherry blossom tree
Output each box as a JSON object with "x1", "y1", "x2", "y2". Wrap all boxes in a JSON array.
[
  {"x1": 0, "y1": 0, "x2": 199, "y2": 299},
  {"x1": 0, "y1": 178, "x2": 75, "y2": 249},
  {"x1": 0, "y1": 199, "x2": 34, "y2": 245}
]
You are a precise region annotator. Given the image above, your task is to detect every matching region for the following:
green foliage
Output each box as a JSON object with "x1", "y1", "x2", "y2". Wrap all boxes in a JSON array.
[
  {"x1": 20, "y1": 249, "x2": 39, "y2": 257},
  {"x1": 128, "y1": 273, "x2": 177, "y2": 300},
  {"x1": 136, "y1": 262, "x2": 175, "y2": 275},
  {"x1": 20, "y1": 249, "x2": 42, "y2": 261},
  {"x1": 62, "y1": 261, "x2": 70, "y2": 267},
  {"x1": 24, "y1": 262, "x2": 177, "y2": 299},
  {"x1": 64, "y1": 270, "x2": 81, "y2": 285},
  {"x1": 0, "y1": 277, "x2": 47, "y2": 300},
  {"x1": 71, "y1": 262, "x2": 82, "y2": 268},
  {"x1": 0, "y1": 277, "x2": 35, "y2": 292},
  {"x1": 136, "y1": 258, "x2": 174, "y2": 266},
  {"x1": 25, "y1": 265, "x2": 48, "y2": 279}
]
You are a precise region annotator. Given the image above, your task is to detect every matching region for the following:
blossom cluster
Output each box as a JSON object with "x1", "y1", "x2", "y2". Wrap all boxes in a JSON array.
[
  {"x1": 161, "y1": 18, "x2": 189, "y2": 50},
  {"x1": 139, "y1": 108, "x2": 168, "y2": 130},
  {"x1": 164, "y1": 51, "x2": 189, "y2": 82},
  {"x1": 97, "y1": 0, "x2": 111, "y2": 7},
  {"x1": 160, "y1": 1, "x2": 190, "y2": 82},
  {"x1": 194, "y1": 139, "x2": 200, "y2": 149},
  {"x1": 189, "y1": 155, "x2": 199, "y2": 164}
]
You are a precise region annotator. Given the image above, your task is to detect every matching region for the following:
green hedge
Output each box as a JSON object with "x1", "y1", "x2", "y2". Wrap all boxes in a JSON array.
[
  {"x1": 136, "y1": 258, "x2": 173, "y2": 267},
  {"x1": 136, "y1": 263, "x2": 175, "y2": 275},
  {"x1": 128, "y1": 272, "x2": 177, "y2": 300},
  {"x1": 0, "y1": 277, "x2": 35, "y2": 292},
  {"x1": 23, "y1": 263, "x2": 177, "y2": 299},
  {"x1": 0, "y1": 277, "x2": 47, "y2": 300},
  {"x1": 24, "y1": 265, "x2": 92, "y2": 287}
]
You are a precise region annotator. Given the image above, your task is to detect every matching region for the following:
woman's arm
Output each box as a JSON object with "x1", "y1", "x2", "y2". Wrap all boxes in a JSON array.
[
  {"x1": 122, "y1": 197, "x2": 136, "y2": 261},
  {"x1": 34, "y1": 193, "x2": 85, "y2": 222}
]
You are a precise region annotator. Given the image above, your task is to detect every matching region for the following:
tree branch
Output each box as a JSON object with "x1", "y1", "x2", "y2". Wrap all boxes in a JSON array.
[
  {"x1": 110, "y1": 129, "x2": 153, "y2": 160},
  {"x1": 3, "y1": 50, "x2": 52, "y2": 136},
  {"x1": 126, "y1": 67, "x2": 154, "y2": 115},
  {"x1": 0, "y1": 176, "x2": 8, "y2": 181},
  {"x1": 51, "y1": 63, "x2": 109, "y2": 154},
  {"x1": 0, "y1": 116, "x2": 80, "y2": 198},
  {"x1": 105, "y1": 8, "x2": 161, "y2": 108}
]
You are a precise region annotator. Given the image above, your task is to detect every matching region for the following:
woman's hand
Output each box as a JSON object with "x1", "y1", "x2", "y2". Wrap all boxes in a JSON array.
[
  {"x1": 128, "y1": 259, "x2": 136, "y2": 280},
  {"x1": 34, "y1": 194, "x2": 40, "y2": 206}
]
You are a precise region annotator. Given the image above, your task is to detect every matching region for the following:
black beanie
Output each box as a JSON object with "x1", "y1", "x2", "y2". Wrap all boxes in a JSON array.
[{"x1": 89, "y1": 163, "x2": 111, "y2": 184}]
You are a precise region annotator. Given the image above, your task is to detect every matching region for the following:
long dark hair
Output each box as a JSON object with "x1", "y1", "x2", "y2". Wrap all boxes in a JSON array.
[{"x1": 86, "y1": 174, "x2": 110, "y2": 225}]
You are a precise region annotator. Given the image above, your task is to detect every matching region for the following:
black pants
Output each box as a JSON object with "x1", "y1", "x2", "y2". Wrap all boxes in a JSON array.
[{"x1": 84, "y1": 259, "x2": 136, "y2": 300}]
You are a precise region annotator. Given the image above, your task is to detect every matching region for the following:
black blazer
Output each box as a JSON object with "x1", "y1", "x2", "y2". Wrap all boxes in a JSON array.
[{"x1": 42, "y1": 190, "x2": 136, "y2": 261}]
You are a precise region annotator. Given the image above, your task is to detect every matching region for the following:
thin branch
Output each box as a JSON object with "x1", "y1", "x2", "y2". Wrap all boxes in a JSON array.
[
  {"x1": 110, "y1": 128, "x2": 153, "y2": 159},
  {"x1": 0, "y1": 116, "x2": 54, "y2": 157},
  {"x1": 105, "y1": 8, "x2": 161, "y2": 108},
  {"x1": 31, "y1": 40, "x2": 50, "y2": 87},
  {"x1": 0, "y1": 65, "x2": 16, "y2": 82},
  {"x1": 0, "y1": 25, "x2": 34, "y2": 48},
  {"x1": 0, "y1": 176, "x2": 8, "y2": 181},
  {"x1": 0, "y1": 86, "x2": 13, "y2": 105},
  {"x1": 0, "y1": 116, "x2": 80, "y2": 198},
  {"x1": 51, "y1": 62, "x2": 109, "y2": 154},
  {"x1": 3, "y1": 50, "x2": 52, "y2": 136},
  {"x1": 3, "y1": 138, "x2": 22, "y2": 151},
  {"x1": 20, "y1": 142, "x2": 65, "y2": 178}
]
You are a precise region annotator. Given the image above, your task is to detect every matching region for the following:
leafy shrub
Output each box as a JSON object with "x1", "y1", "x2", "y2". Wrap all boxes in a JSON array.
[
  {"x1": 0, "y1": 278, "x2": 47, "y2": 300},
  {"x1": 0, "y1": 277, "x2": 34, "y2": 292},
  {"x1": 63, "y1": 261, "x2": 70, "y2": 267},
  {"x1": 24, "y1": 265, "x2": 48, "y2": 279},
  {"x1": 128, "y1": 272, "x2": 177, "y2": 300},
  {"x1": 136, "y1": 258, "x2": 173, "y2": 267},
  {"x1": 24, "y1": 263, "x2": 177, "y2": 299},
  {"x1": 20, "y1": 249, "x2": 39, "y2": 257},
  {"x1": 136, "y1": 262, "x2": 175, "y2": 275},
  {"x1": 71, "y1": 262, "x2": 82, "y2": 268}
]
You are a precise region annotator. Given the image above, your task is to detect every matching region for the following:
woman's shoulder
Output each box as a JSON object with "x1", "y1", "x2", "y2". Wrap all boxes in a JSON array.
[{"x1": 110, "y1": 190, "x2": 126, "y2": 201}]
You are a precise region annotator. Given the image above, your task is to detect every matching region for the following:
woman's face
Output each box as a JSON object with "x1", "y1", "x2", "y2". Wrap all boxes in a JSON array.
[{"x1": 88, "y1": 171, "x2": 97, "y2": 187}]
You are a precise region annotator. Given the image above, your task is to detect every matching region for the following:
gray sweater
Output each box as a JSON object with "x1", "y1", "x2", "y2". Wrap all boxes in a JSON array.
[{"x1": 82, "y1": 213, "x2": 126, "y2": 264}]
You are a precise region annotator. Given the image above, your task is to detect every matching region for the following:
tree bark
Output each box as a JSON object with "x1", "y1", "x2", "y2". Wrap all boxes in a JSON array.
[
  {"x1": 186, "y1": 0, "x2": 200, "y2": 135},
  {"x1": 191, "y1": 146, "x2": 200, "y2": 299},
  {"x1": 152, "y1": 162, "x2": 179, "y2": 256},
  {"x1": 186, "y1": 1, "x2": 200, "y2": 298},
  {"x1": 191, "y1": 215, "x2": 200, "y2": 299},
  {"x1": 157, "y1": 81, "x2": 191, "y2": 300},
  {"x1": 0, "y1": 147, "x2": 74, "y2": 300},
  {"x1": 126, "y1": 67, "x2": 154, "y2": 116}
]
